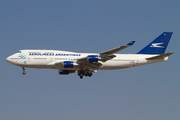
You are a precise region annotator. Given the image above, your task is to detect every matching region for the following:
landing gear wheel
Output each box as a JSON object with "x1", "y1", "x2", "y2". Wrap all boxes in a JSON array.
[
  {"x1": 78, "y1": 73, "x2": 81, "y2": 76},
  {"x1": 86, "y1": 72, "x2": 92, "y2": 77},
  {"x1": 22, "y1": 67, "x2": 26, "y2": 75},
  {"x1": 80, "y1": 76, "x2": 83, "y2": 79},
  {"x1": 78, "y1": 70, "x2": 93, "y2": 79},
  {"x1": 80, "y1": 70, "x2": 85, "y2": 76},
  {"x1": 88, "y1": 72, "x2": 92, "y2": 77},
  {"x1": 22, "y1": 71, "x2": 26, "y2": 75},
  {"x1": 78, "y1": 70, "x2": 85, "y2": 79}
]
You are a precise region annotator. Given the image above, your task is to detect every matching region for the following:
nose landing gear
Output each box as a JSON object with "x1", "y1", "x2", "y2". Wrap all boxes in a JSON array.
[{"x1": 22, "y1": 67, "x2": 26, "y2": 75}]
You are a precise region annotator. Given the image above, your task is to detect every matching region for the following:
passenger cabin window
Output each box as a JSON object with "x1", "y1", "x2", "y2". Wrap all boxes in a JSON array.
[{"x1": 17, "y1": 51, "x2": 21, "y2": 53}]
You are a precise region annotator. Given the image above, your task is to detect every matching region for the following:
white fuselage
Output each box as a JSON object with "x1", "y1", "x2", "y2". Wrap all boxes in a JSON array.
[{"x1": 6, "y1": 50, "x2": 168, "y2": 70}]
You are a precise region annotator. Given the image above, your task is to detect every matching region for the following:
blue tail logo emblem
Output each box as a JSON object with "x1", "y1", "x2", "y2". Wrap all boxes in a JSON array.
[{"x1": 150, "y1": 43, "x2": 164, "y2": 48}]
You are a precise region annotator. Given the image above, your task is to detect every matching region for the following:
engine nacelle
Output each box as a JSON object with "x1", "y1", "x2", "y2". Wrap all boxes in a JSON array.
[
  {"x1": 87, "y1": 55, "x2": 98, "y2": 62},
  {"x1": 59, "y1": 69, "x2": 75, "y2": 75},
  {"x1": 63, "y1": 61, "x2": 74, "y2": 68}
]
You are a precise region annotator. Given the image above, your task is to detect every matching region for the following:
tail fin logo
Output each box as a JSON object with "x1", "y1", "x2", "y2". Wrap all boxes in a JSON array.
[{"x1": 150, "y1": 43, "x2": 164, "y2": 48}]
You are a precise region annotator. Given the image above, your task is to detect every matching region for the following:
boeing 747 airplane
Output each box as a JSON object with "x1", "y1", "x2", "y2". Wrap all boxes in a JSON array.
[{"x1": 6, "y1": 32, "x2": 173, "y2": 79}]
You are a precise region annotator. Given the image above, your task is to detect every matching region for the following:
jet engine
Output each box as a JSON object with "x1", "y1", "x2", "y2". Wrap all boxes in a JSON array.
[
  {"x1": 87, "y1": 55, "x2": 98, "y2": 62},
  {"x1": 63, "y1": 61, "x2": 74, "y2": 68},
  {"x1": 59, "y1": 69, "x2": 75, "y2": 75}
]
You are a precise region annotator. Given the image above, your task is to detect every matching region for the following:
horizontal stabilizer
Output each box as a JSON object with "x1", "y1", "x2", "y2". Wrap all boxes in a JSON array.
[{"x1": 146, "y1": 52, "x2": 174, "y2": 60}]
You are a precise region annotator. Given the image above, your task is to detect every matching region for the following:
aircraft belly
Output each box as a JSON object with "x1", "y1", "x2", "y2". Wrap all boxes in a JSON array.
[
  {"x1": 101, "y1": 60, "x2": 135, "y2": 70},
  {"x1": 22, "y1": 64, "x2": 80, "y2": 70}
]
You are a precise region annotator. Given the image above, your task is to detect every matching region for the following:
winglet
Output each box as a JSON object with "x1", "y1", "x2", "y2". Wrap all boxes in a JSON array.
[{"x1": 127, "y1": 41, "x2": 135, "y2": 46}]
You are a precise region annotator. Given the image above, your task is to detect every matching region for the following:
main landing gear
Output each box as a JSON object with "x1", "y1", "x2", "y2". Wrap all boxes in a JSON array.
[
  {"x1": 22, "y1": 67, "x2": 26, "y2": 75},
  {"x1": 78, "y1": 70, "x2": 93, "y2": 79}
]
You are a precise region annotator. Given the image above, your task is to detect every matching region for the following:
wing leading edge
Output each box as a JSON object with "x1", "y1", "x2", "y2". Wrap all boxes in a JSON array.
[{"x1": 100, "y1": 41, "x2": 135, "y2": 56}]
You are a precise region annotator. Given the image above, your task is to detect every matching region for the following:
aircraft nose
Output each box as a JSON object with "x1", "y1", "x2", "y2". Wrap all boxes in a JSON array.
[
  {"x1": 6, "y1": 56, "x2": 11, "y2": 63},
  {"x1": 6, "y1": 55, "x2": 19, "y2": 65}
]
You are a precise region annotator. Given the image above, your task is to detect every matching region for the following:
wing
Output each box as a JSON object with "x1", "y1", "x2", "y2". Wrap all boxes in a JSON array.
[
  {"x1": 77, "y1": 41, "x2": 135, "y2": 70},
  {"x1": 77, "y1": 57, "x2": 103, "y2": 70},
  {"x1": 100, "y1": 41, "x2": 135, "y2": 56}
]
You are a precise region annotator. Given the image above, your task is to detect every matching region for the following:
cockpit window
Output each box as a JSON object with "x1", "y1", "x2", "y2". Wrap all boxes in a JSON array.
[{"x1": 17, "y1": 51, "x2": 21, "y2": 53}]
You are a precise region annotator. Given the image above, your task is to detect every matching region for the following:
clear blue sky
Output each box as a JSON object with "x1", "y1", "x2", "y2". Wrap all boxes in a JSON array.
[{"x1": 1, "y1": 0, "x2": 180, "y2": 120}]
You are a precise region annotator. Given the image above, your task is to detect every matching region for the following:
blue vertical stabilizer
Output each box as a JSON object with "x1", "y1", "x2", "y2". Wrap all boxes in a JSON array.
[{"x1": 137, "y1": 32, "x2": 173, "y2": 54}]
